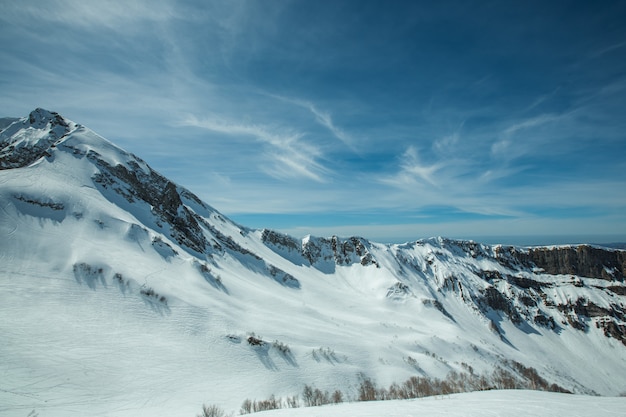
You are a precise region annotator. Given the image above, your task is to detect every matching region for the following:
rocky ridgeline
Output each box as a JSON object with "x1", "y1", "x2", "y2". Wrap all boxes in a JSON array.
[
  {"x1": 261, "y1": 229, "x2": 377, "y2": 271},
  {"x1": 423, "y1": 239, "x2": 626, "y2": 346},
  {"x1": 513, "y1": 245, "x2": 626, "y2": 281}
]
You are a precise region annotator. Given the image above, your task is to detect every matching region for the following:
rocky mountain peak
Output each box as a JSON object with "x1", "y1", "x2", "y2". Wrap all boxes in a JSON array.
[
  {"x1": 27, "y1": 107, "x2": 69, "y2": 129},
  {"x1": 1, "y1": 108, "x2": 74, "y2": 169}
]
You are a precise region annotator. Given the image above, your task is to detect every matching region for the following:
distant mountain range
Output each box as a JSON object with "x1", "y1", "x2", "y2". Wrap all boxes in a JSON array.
[{"x1": 1, "y1": 109, "x2": 625, "y2": 416}]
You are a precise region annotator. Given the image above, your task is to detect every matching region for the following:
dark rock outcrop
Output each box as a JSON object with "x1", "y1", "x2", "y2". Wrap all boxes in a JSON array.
[
  {"x1": 301, "y1": 235, "x2": 378, "y2": 271},
  {"x1": 503, "y1": 246, "x2": 626, "y2": 281},
  {"x1": 331, "y1": 236, "x2": 377, "y2": 266},
  {"x1": 261, "y1": 229, "x2": 301, "y2": 253},
  {"x1": 91, "y1": 153, "x2": 208, "y2": 254},
  {"x1": 479, "y1": 287, "x2": 523, "y2": 325}
]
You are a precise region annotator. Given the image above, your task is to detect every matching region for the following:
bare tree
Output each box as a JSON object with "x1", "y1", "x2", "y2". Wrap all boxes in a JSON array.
[{"x1": 197, "y1": 404, "x2": 227, "y2": 417}]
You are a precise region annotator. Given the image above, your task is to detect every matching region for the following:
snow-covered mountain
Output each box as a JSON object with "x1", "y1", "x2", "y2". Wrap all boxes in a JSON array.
[{"x1": 1, "y1": 109, "x2": 625, "y2": 417}]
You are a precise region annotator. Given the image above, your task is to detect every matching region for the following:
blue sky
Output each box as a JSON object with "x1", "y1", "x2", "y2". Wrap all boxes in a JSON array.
[{"x1": 2, "y1": 1, "x2": 625, "y2": 244}]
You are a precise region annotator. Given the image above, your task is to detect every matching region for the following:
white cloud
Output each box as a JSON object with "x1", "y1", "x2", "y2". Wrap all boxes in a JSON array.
[
  {"x1": 502, "y1": 113, "x2": 561, "y2": 137},
  {"x1": 432, "y1": 131, "x2": 461, "y2": 154},
  {"x1": 381, "y1": 145, "x2": 443, "y2": 188},
  {"x1": 306, "y1": 104, "x2": 353, "y2": 147},
  {"x1": 182, "y1": 115, "x2": 330, "y2": 182},
  {"x1": 270, "y1": 95, "x2": 355, "y2": 148},
  {"x1": 491, "y1": 113, "x2": 565, "y2": 160}
]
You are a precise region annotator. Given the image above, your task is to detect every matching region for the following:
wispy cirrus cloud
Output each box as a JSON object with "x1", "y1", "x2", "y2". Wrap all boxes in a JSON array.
[
  {"x1": 490, "y1": 112, "x2": 568, "y2": 160},
  {"x1": 381, "y1": 145, "x2": 444, "y2": 188},
  {"x1": 303, "y1": 102, "x2": 354, "y2": 148},
  {"x1": 182, "y1": 115, "x2": 331, "y2": 182},
  {"x1": 501, "y1": 113, "x2": 563, "y2": 137},
  {"x1": 270, "y1": 95, "x2": 355, "y2": 149}
]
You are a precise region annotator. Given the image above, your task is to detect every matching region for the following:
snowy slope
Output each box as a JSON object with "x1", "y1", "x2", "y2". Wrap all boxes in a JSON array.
[{"x1": 1, "y1": 109, "x2": 625, "y2": 417}]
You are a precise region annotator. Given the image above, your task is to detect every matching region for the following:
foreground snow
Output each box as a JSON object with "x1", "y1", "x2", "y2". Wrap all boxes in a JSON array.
[{"x1": 254, "y1": 390, "x2": 625, "y2": 417}]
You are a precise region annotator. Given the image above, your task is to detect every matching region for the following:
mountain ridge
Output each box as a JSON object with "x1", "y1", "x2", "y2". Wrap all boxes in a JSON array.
[{"x1": 1, "y1": 109, "x2": 625, "y2": 416}]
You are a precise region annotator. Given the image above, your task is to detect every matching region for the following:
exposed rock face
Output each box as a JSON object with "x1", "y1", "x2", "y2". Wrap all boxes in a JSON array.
[
  {"x1": 91, "y1": 154, "x2": 208, "y2": 255},
  {"x1": 0, "y1": 108, "x2": 73, "y2": 169},
  {"x1": 479, "y1": 286, "x2": 523, "y2": 325},
  {"x1": 301, "y1": 235, "x2": 378, "y2": 271},
  {"x1": 331, "y1": 236, "x2": 377, "y2": 266},
  {"x1": 261, "y1": 229, "x2": 301, "y2": 253},
  {"x1": 386, "y1": 281, "x2": 412, "y2": 299},
  {"x1": 405, "y1": 239, "x2": 626, "y2": 347},
  {"x1": 553, "y1": 297, "x2": 626, "y2": 345},
  {"x1": 261, "y1": 230, "x2": 379, "y2": 272},
  {"x1": 510, "y1": 245, "x2": 626, "y2": 281}
]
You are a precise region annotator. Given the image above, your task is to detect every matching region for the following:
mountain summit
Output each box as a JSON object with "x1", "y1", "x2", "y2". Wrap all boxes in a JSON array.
[{"x1": 1, "y1": 109, "x2": 625, "y2": 416}]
